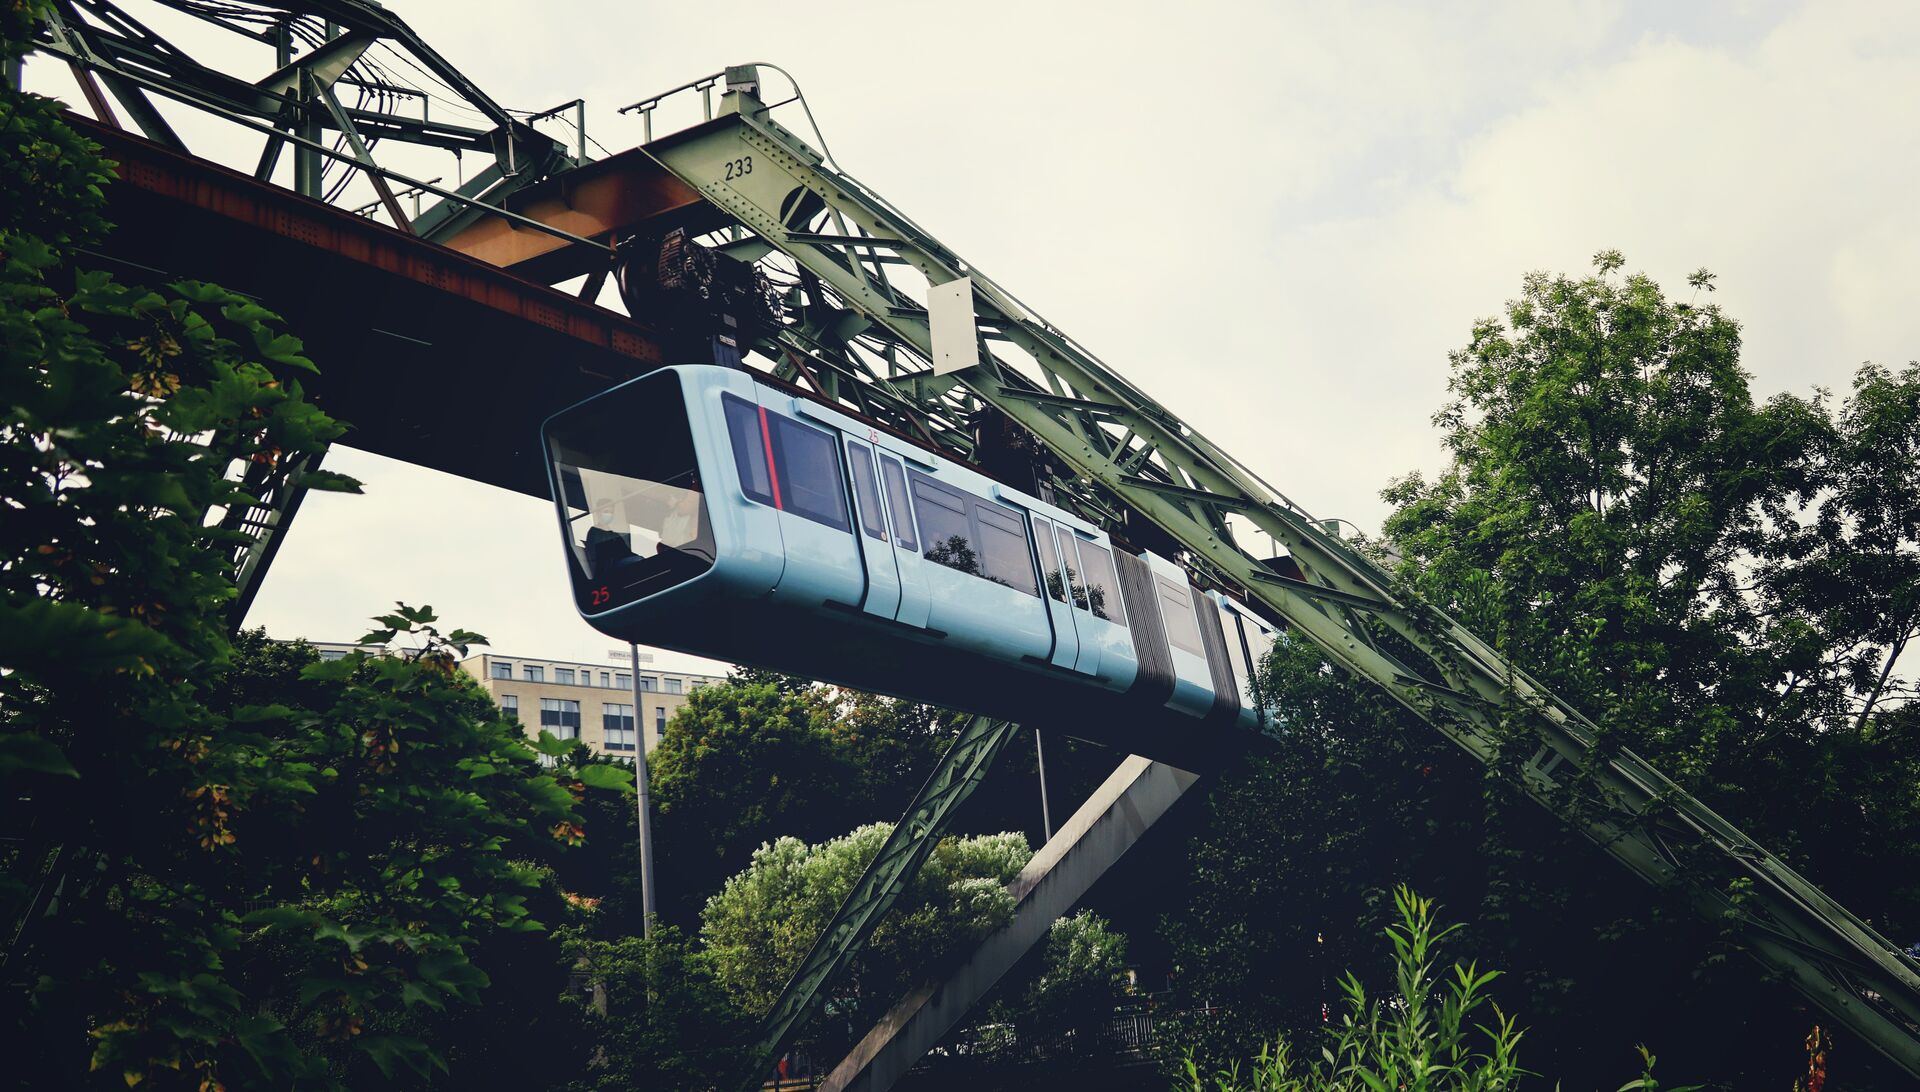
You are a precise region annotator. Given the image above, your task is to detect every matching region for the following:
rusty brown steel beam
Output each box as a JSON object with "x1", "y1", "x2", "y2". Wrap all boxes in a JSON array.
[
  {"x1": 71, "y1": 115, "x2": 675, "y2": 498},
  {"x1": 435, "y1": 144, "x2": 722, "y2": 284},
  {"x1": 79, "y1": 115, "x2": 668, "y2": 365}
]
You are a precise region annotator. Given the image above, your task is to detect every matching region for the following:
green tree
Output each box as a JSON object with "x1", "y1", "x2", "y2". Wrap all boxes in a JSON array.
[
  {"x1": 1162, "y1": 254, "x2": 1920, "y2": 1087},
  {"x1": 701, "y1": 823, "x2": 1030, "y2": 1050},
  {"x1": 0, "y1": 12, "x2": 630, "y2": 1082},
  {"x1": 646, "y1": 679, "x2": 957, "y2": 925},
  {"x1": 1159, "y1": 636, "x2": 1476, "y2": 1069},
  {"x1": 648, "y1": 680, "x2": 860, "y2": 921},
  {"x1": 1013, "y1": 910, "x2": 1132, "y2": 1057},
  {"x1": 1026, "y1": 911, "x2": 1130, "y2": 1017},
  {"x1": 560, "y1": 924, "x2": 747, "y2": 1091},
  {"x1": 211, "y1": 624, "x2": 620, "y2": 1089},
  {"x1": 1381, "y1": 251, "x2": 1920, "y2": 970}
]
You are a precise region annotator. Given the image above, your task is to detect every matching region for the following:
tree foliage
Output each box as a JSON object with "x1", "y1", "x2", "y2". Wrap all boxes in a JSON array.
[
  {"x1": 559, "y1": 924, "x2": 746, "y2": 1091},
  {"x1": 1181, "y1": 887, "x2": 1696, "y2": 1092},
  {"x1": 647, "y1": 679, "x2": 955, "y2": 923},
  {"x1": 1163, "y1": 254, "x2": 1920, "y2": 1087},
  {"x1": 1381, "y1": 251, "x2": 1920, "y2": 927},
  {"x1": 1025, "y1": 909, "x2": 1130, "y2": 1022},
  {"x1": 0, "y1": 15, "x2": 628, "y2": 1083},
  {"x1": 701, "y1": 823, "x2": 1029, "y2": 1048}
]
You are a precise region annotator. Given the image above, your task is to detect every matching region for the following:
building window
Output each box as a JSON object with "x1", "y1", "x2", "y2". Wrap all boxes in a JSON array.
[
  {"x1": 655, "y1": 706, "x2": 667, "y2": 739},
  {"x1": 615, "y1": 672, "x2": 631, "y2": 690},
  {"x1": 664, "y1": 677, "x2": 683, "y2": 695},
  {"x1": 501, "y1": 694, "x2": 519, "y2": 722},
  {"x1": 602, "y1": 703, "x2": 635, "y2": 751},
  {"x1": 523, "y1": 665, "x2": 545, "y2": 683},
  {"x1": 491, "y1": 661, "x2": 513, "y2": 679},
  {"x1": 319, "y1": 648, "x2": 348, "y2": 661},
  {"x1": 599, "y1": 671, "x2": 612, "y2": 688},
  {"x1": 539, "y1": 698, "x2": 581, "y2": 740},
  {"x1": 555, "y1": 668, "x2": 575, "y2": 686},
  {"x1": 634, "y1": 675, "x2": 654, "y2": 692},
  {"x1": 691, "y1": 680, "x2": 707, "y2": 691}
]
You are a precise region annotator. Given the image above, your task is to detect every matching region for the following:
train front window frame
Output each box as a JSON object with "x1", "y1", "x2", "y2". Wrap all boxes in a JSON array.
[{"x1": 546, "y1": 371, "x2": 716, "y2": 613}]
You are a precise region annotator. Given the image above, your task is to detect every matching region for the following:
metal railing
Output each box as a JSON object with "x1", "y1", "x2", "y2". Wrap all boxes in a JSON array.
[{"x1": 617, "y1": 63, "x2": 839, "y2": 166}]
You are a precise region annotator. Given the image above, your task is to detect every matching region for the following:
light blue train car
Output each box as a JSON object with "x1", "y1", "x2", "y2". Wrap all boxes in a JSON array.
[{"x1": 541, "y1": 365, "x2": 1276, "y2": 766}]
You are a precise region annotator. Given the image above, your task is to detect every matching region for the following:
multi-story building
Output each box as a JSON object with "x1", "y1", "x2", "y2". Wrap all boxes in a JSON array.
[{"x1": 458, "y1": 652, "x2": 724, "y2": 760}]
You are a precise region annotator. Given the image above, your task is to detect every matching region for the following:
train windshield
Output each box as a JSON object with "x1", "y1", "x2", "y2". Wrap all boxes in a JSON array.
[{"x1": 544, "y1": 371, "x2": 715, "y2": 612}]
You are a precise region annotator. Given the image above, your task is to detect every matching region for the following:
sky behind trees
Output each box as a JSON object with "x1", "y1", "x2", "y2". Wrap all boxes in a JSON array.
[{"x1": 30, "y1": 0, "x2": 1916, "y2": 668}]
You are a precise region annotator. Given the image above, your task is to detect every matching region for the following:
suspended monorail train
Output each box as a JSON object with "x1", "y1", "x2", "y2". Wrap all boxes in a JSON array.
[{"x1": 541, "y1": 365, "x2": 1278, "y2": 768}]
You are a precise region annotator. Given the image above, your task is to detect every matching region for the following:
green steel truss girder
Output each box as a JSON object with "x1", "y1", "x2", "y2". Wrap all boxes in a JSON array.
[
  {"x1": 222, "y1": 446, "x2": 326, "y2": 630},
  {"x1": 643, "y1": 81, "x2": 1920, "y2": 1076},
  {"x1": 738, "y1": 714, "x2": 1019, "y2": 1090}
]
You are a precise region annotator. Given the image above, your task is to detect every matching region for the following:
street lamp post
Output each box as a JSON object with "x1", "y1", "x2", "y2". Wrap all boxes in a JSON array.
[
  {"x1": 1035, "y1": 729, "x2": 1053, "y2": 842},
  {"x1": 629, "y1": 643, "x2": 657, "y2": 939}
]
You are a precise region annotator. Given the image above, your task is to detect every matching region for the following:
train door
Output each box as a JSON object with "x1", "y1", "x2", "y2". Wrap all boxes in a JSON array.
[
  {"x1": 843, "y1": 439, "x2": 901, "y2": 620},
  {"x1": 1030, "y1": 516, "x2": 1082, "y2": 672},
  {"x1": 1062, "y1": 531, "x2": 1124, "y2": 679},
  {"x1": 872, "y1": 447, "x2": 931, "y2": 629}
]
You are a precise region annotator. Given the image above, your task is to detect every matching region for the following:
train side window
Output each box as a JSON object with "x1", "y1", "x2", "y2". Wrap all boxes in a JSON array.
[
  {"x1": 766, "y1": 413, "x2": 851, "y2": 532},
  {"x1": 1074, "y1": 541, "x2": 1126, "y2": 624},
  {"x1": 879, "y1": 456, "x2": 918, "y2": 551},
  {"x1": 1222, "y1": 605, "x2": 1254, "y2": 705},
  {"x1": 1246, "y1": 622, "x2": 1276, "y2": 673},
  {"x1": 911, "y1": 475, "x2": 978, "y2": 575},
  {"x1": 976, "y1": 502, "x2": 1039, "y2": 596},
  {"x1": 845, "y1": 442, "x2": 888, "y2": 541},
  {"x1": 722, "y1": 394, "x2": 776, "y2": 507},
  {"x1": 1033, "y1": 520, "x2": 1066, "y2": 602},
  {"x1": 1156, "y1": 577, "x2": 1204, "y2": 655},
  {"x1": 1060, "y1": 535, "x2": 1093, "y2": 611}
]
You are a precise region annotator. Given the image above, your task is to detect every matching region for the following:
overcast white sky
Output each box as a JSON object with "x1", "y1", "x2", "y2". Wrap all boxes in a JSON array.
[{"x1": 31, "y1": 1, "x2": 1920, "y2": 668}]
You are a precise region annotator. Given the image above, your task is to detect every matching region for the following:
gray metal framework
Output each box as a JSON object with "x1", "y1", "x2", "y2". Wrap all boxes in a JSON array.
[{"x1": 633, "y1": 67, "x2": 1920, "y2": 1078}]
